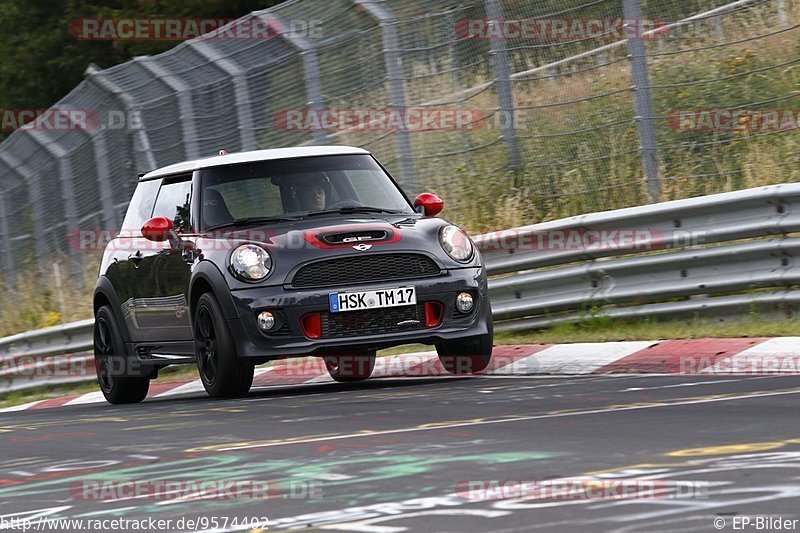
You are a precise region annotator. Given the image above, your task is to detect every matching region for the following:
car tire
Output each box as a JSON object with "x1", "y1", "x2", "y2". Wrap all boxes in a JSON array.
[
  {"x1": 323, "y1": 352, "x2": 376, "y2": 382},
  {"x1": 194, "y1": 292, "x2": 254, "y2": 398},
  {"x1": 94, "y1": 305, "x2": 150, "y2": 404},
  {"x1": 436, "y1": 332, "x2": 494, "y2": 375}
]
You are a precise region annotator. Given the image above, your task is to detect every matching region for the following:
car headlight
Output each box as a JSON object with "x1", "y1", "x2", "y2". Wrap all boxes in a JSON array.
[
  {"x1": 230, "y1": 244, "x2": 272, "y2": 281},
  {"x1": 439, "y1": 225, "x2": 474, "y2": 263}
]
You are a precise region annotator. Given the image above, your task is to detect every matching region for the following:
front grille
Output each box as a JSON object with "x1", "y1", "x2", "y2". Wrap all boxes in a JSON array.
[
  {"x1": 321, "y1": 304, "x2": 425, "y2": 338},
  {"x1": 291, "y1": 254, "x2": 440, "y2": 288}
]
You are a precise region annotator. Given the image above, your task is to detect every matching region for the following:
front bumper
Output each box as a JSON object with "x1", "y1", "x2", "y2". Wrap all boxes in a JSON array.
[{"x1": 227, "y1": 267, "x2": 491, "y2": 361}]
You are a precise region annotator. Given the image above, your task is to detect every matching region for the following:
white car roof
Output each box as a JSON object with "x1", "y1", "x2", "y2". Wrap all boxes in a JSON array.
[{"x1": 140, "y1": 146, "x2": 371, "y2": 180}]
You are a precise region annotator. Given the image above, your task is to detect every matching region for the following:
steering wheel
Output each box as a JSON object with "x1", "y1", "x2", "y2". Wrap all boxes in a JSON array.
[{"x1": 326, "y1": 200, "x2": 364, "y2": 210}]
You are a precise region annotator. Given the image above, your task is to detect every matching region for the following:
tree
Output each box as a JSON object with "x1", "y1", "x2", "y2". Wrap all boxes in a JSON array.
[{"x1": 0, "y1": 0, "x2": 282, "y2": 139}]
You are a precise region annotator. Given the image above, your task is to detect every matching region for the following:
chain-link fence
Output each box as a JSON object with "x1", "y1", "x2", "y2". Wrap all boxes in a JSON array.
[{"x1": 0, "y1": 0, "x2": 797, "y2": 289}]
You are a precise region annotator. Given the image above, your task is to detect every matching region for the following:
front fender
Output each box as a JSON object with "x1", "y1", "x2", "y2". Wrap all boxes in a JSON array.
[{"x1": 189, "y1": 261, "x2": 239, "y2": 321}]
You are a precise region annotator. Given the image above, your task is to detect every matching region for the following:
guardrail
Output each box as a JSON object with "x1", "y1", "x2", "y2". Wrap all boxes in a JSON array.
[
  {"x1": 2, "y1": 183, "x2": 799, "y2": 394},
  {"x1": 0, "y1": 319, "x2": 94, "y2": 394},
  {"x1": 479, "y1": 182, "x2": 800, "y2": 331}
]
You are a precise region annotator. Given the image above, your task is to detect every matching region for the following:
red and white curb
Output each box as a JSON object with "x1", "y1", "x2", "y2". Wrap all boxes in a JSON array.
[{"x1": 2, "y1": 337, "x2": 798, "y2": 412}]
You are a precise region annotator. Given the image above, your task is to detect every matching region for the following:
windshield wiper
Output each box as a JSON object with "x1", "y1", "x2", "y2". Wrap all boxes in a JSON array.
[
  {"x1": 205, "y1": 215, "x2": 301, "y2": 232},
  {"x1": 305, "y1": 207, "x2": 406, "y2": 217}
]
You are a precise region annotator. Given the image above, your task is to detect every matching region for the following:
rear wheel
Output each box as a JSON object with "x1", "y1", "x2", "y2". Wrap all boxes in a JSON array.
[
  {"x1": 324, "y1": 352, "x2": 376, "y2": 382},
  {"x1": 194, "y1": 292, "x2": 254, "y2": 398},
  {"x1": 436, "y1": 332, "x2": 493, "y2": 375},
  {"x1": 94, "y1": 305, "x2": 150, "y2": 404}
]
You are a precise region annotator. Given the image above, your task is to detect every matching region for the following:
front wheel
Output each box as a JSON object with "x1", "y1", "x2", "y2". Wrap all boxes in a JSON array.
[
  {"x1": 194, "y1": 292, "x2": 254, "y2": 398},
  {"x1": 94, "y1": 305, "x2": 150, "y2": 404},
  {"x1": 436, "y1": 332, "x2": 493, "y2": 375},
  {"x1": 323, "y1": 352, "x2": 376, "y2": 382}
]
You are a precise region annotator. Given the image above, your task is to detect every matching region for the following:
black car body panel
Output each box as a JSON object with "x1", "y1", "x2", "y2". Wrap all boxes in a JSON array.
[{"x1": 95, "y1": 147, "x2": 492, "y2": 374}]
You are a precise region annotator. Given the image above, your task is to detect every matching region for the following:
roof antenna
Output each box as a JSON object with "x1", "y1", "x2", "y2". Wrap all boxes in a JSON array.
[{"x1": 218, "y1": 149, "x2": 228, "y2": 156}]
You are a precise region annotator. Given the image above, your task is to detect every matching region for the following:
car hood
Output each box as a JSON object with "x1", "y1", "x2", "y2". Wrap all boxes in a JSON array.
[{"x1": 194, "y1": 215, "x2": 479, "y2": 288}]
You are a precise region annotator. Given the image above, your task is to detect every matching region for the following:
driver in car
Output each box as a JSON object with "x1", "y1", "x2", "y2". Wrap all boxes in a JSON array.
[{"x1": 295, "y1": 173, "x2": 331, "y2": 212}]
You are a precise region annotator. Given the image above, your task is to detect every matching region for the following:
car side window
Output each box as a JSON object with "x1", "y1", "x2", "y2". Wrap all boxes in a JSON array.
[
  {"x1": 153, "y1": 177, "x2": 192, "y2": 233},
  {"x1": 121, "y1": 180, "x2": 161, "y2": 233}
]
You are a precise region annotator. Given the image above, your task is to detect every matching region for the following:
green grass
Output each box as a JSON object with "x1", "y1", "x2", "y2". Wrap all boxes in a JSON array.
[{"x1": 495, "y1": 317, "x2": 800, "y2": 345}]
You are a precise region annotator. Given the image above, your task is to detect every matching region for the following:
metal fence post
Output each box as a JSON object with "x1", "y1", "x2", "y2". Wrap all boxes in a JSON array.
[
  {"x1": 354, "y1": 0, "x2": 416, "y2": 191},
  {"x1": 0, "y1": 190, "x2": 16, "y2": 290},
  {"x1": 265, "y1": 14, "x2": 330, "y2": 146},
  {"x1": 85, "y1": 65, "x2": 158, "y2": 173},
  {"x1": 190, "y1": 40, "x2": 259, "y2": 151},
  {"x1": 0, "y1": 152, "x2": 48, "y2": 271},
  {"x1": 777, "y1": 0, "x2": 788, "y2": 25},
  {"x1": 88, "y1": 129, "x2": 121, "y2": 230},
  {"x1": 26, "y1": 130, "x2": 84, "y2": 285},
  {"x1": 137, "y1": 57, "x2": 201, "y2": 160},
  {"x1": 623, "y1": 0, "x2": 661, "y2": 203},
  {"x1": 51, "y1": 104, "x2": 119, "y2": 231},
  {"x1": 486, "y1": 0, "x2": 522, "y2": 170}
]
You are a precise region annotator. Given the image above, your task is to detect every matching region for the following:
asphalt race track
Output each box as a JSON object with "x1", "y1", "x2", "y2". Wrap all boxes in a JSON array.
[{"x1": 1, "y1": 374, "x2": 799, "y2": 532}]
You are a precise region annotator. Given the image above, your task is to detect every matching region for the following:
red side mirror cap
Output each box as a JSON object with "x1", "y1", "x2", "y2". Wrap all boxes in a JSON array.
[
  {"x1": 141, "y1": 216, "x2": 174, "y2": 242},
  {"x1": 414, "y1": 193, "x2": 444, "y2": 217}
]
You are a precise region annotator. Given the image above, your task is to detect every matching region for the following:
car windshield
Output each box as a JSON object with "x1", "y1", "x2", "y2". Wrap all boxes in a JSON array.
[{"x1": 198, "y1": 154, "x2": 415, "y2": 230}]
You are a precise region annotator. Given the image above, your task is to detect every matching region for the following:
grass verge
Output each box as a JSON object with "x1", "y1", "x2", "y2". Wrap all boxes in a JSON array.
[{"x1": 494, "y1": 318, "x2": 800, "y2": 345}]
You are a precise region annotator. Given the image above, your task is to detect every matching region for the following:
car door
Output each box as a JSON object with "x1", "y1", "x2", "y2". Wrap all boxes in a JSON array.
[
  {"x1": 131, "y1": 174, "x2": 194, "y2": 349},
  {"x1": 106, "y1": 179, "x2": 160, "y2": 342}
]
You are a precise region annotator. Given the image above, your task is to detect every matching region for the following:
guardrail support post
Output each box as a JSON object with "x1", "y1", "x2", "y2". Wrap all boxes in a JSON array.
[
  {"x1": 777, "y1": 0, "x2": 788, "y2": 25},
  {"x1": 85, "y1": 65, "x2": 158, "y2": 174},
  {"x1": 137, "y1": 57, "x2": 202, "y2": 161},
  {"x1": 26, "y1": 130, "x2": 84, "y2": 286},
  {"x1": 0, "y1": 152, "x2": 48, "y2": 273},
  {"x1": 355, "y1": 0, "x2": 416, "y2": 191},
  {"x1": 265, "y1": 14, "x2": 330, "y2": 146},
  {"x1": 623, "y1": 0, "x2": 662, "y2": 203},
  {"x1": 486, "y1": 0, "x2": 522, "y2": 170},
  {"x1": 190, "y1": 40, "x2": 258, "y2": 151},
  {"x1": 0, "y1": 190, "x2": 17, "y2": 290}
]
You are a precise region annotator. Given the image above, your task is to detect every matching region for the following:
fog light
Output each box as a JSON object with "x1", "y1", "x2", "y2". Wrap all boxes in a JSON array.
[
  {"x1": 456, "y1": 292, "x2": 474, "y2": 313},
  {"x1": 257, "y1": 311, "x2": 276, "y2": 331}
]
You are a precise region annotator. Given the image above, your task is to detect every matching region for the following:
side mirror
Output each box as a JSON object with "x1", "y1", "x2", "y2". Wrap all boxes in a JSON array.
[
  {"x1": 141, "y1": 216, "x2": 174, "y2": 242},
  {"x1": 413, "y1": 193, "x2": 444, "y2": 217}
]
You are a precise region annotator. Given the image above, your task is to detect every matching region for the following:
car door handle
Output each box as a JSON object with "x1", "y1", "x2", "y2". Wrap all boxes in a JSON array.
[{"x1": 128, "y1": 251, "x2": 144, "y2": 267}]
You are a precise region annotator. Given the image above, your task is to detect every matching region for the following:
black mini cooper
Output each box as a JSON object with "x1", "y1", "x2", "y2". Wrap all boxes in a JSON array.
[{"x1": 93, "y1": 146, "x2": 493, "y2": 403}]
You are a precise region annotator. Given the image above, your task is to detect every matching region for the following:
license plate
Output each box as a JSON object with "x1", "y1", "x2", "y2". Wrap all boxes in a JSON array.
[{"x1": 329, "y1": 287, "x2": 416, "y2": 313}]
